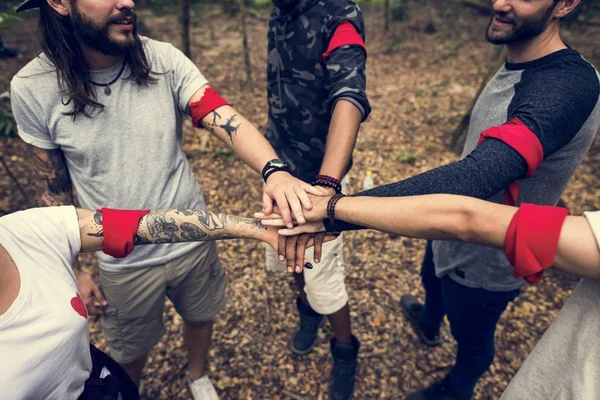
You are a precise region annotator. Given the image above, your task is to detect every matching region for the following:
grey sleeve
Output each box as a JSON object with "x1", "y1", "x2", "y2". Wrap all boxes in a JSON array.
[
  {"x1": 164, "y1": 43, "x2": 209, "y2": 113},
  {"x1": 326, "y1": 139, "x2": 527, "y2": 232}
]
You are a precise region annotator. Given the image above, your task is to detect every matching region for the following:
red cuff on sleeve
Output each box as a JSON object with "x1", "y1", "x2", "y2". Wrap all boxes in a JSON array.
[
  {"x1": 322, "y1": 20, "x2": 367, "y2": 62},
  {"x1": 99, "y1": 208, "x2": 150, "y2": 258},
  {"x1": 504, "y1": 203, "x2": 569, "y2": 284},
  {"x1": 477, "y1": 118, "x2": 544, "y2": 205},
  {"x1": 190, "y1": 87, "x2": 229, "y2": 128}
]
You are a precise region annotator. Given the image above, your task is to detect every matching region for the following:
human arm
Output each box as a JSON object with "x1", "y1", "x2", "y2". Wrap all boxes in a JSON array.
[
  {"x1": 76, "y1": 208, "x2": 279, "y2": 253},
  {"x1": 190, "y1": 85, "x2": 324, "y2": 227},
  {"x1": 274, "y1": 194, "x2": 600, "y2": 279}
]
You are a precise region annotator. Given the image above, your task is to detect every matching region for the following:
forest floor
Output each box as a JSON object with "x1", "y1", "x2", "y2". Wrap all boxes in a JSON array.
[{"x1": 1, "y1": 2, "x2": 599, "y2": 399}]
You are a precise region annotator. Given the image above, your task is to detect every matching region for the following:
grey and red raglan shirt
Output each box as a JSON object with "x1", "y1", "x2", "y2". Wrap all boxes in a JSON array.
[
  {"x1": 327, "y1": 48, "x2": 600, "y2": 291},
  {"x1": 266, "y1": 0, "x2": 371, "y2": 182}
]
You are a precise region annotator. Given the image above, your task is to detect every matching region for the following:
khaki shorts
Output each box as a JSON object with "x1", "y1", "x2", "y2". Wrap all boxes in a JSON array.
[
  {"x1": 99, "y1": 243, "x2": 227, "y2": 364},
  {"x1": 266, "y1": 234, "x2": 348, "y2": 315}
]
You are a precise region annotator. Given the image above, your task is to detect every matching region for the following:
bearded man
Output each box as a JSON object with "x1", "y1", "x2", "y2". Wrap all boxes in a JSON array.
[
  {"x1": 10, "y1": 0, "x2": 323, "y2": 398},
  {"x1": 264, "y1": 0, "x2": 600, "y2": 398}
]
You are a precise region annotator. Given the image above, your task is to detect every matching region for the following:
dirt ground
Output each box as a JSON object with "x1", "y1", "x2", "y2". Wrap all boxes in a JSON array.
[{"x1": 1, "y1": 2, "x2": 599, "y2": 399}]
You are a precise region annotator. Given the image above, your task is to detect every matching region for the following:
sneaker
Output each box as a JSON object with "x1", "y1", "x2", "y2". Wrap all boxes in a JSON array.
[
  {"x1": 400, "y1": 295, "x2": 442, "y2": 347},
  {"x1": 329, "y1": 335, "x2": 360, "y2": 400},
  {"x1": 188, "y1": 375, "x2": 219, "y2": 400},
  {"x1": 405, "y1": 376, "x2": 472, "y2": 400},
  {"x1": 292, "y1": 296, "x2": 325, "y2": 355}
]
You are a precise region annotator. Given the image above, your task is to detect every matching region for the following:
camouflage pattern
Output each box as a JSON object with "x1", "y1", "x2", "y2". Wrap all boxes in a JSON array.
[{"x1": 267, "y1": 0, "x2": 371, "y2": 182}]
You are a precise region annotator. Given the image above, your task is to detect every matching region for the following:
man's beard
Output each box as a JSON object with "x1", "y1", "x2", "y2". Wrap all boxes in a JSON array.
[
  {"x1": 486, "y1": 3, "x2": 556, "y2": 45},
  {"x1": 71, "y1": 5, "x2": 138, "y2": 56}
]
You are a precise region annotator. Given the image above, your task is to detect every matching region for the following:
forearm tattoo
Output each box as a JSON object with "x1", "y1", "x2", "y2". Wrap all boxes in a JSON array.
[
  {"x1": 201, "y1": 111, "x2": 241, "y2": 144},
  {"x1": 26, "y1": 146, "x2": 74, "y2": 207},
  {"x1": 87, "y1": 211, "x2": 104, "y2": 238},
  {"x1": 133, "y1": 209, "x2": 265, "y2": 245}
]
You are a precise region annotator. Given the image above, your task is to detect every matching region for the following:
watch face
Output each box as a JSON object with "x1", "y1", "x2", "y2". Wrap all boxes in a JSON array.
[{"x1": 270, "y1": 160, "x2": 286, "y2": 168}]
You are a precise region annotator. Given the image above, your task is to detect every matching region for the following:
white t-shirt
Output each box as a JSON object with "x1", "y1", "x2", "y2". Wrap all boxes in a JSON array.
[
  {"x1": 10, "y1": 37, "x2": 211, "y2": 271},
  {"x1": 0, "y1": 206, "x2": 91, "y2": 400},
  {"x1": 500, "y1": 211, "x2": 600, "y2": 400}
]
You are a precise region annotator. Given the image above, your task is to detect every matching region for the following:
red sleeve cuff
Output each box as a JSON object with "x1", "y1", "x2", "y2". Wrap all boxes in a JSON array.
[
  {"x1": 100, "y1": 208, "x2": 150, "y2": 258},
  {"x1": 190, "y1": 87, "x2": 229, "y2": 128},
  {"x1": 322, "y1": 20, "x2": 367, "y2": 62},
  {"x1": 504, "y1": 203, "x2": 569, "y2": 284},
  {"x1": 478, "y1": 118, "x2": 544, "y2": 205}
]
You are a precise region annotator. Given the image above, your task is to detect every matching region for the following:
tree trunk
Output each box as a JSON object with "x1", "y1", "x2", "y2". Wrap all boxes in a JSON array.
[
  {"x1": 241, "y1": 1, "x2": 252, "y2": 84},
  {"x1": 181, "y1": 0, "x2": 191, "y2": 58},
  {"x1": 449, "y1": 47, "x2": 506, "y2": 153},
  {"x1": 384, "y1": 0, "x2": 391, "y2": 32}
]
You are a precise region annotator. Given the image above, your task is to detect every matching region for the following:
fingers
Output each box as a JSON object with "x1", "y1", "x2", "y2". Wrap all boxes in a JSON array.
[
  {"x1": 294, "y1": 234, "x2": 311, "y2": 273},
  {"x1": 253, "y1": 211, "x2": 284, "y2": 220},
  {"x1": 92, "y1": 283, "x2": 108, "y2": 307},
  {"x1": 273, "y1": 192, "x2": 294, "y2": 229},
  {"x1": 260, "y1": 218, "x2": 288, "y2": 227},
  {"x1": 284, "y1": 235, "x2": 299, "y2": 273},
  {"x1": 306, "y1": 184, "x2": 328, "y2": 196},
  {"x1": 262, "y1": 191, "x2": 274, "y2": 215},
  {"x1": 313, "y1": 232, "x2": 326, "y2": 263},
  {"x1": 284, "y1": 190, "x2": 306, "y2": 225},
  {"x1": 278, "y1": 233, "x2": 287, "y2": 262},
  {"x1": 295, "y1": 184, "x2": 313, "y2": 210}
]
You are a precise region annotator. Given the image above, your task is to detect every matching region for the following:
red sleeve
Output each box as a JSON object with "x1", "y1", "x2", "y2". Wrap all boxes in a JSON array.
[
  {"x1": 189, "y1": 87, "x2": 229, "y2": 128},
  {"x1": 322, "y1": 20, "x2": 367, "y2": 62},
  {"x1": 100, "y1": 208, "x2": 150, "y2": 258},
  {"x1": 504, "y1": 203, "x2": 569, "y2": 284},
  {"x1": 477, "y1": 118, "x2": 544, "y2": 205}
]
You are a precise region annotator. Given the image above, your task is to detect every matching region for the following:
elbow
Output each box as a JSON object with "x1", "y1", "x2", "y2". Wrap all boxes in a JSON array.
[{"x1": 454, "y1": 201, "x2": 482, "y2": 244}]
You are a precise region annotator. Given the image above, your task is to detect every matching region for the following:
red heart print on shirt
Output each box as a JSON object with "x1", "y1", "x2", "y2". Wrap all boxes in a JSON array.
[{"x1": 71, "y1": 292, "x2": 88, "y2": 319}]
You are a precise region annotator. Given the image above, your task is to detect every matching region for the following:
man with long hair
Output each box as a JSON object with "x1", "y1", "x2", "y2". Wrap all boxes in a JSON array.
[{"x1": 10, "y1": 0, "x2": 323, "y2": 398}]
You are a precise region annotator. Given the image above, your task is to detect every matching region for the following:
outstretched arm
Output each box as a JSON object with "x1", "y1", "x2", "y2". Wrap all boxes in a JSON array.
[
  {"x1": 270, "y1": 195, "x2": 600, "y2": 279},
  {"x1": 190, "y1": 85, "x2": 325, "y2": 228},
  {"x1": 77, "y1": 208, "x2": 277, "y2": 253}
]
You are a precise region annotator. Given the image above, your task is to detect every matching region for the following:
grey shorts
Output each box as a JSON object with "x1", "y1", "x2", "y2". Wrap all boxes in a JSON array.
[{"x1": 99, "y1": 243, "x2": 227, "y2": 364}]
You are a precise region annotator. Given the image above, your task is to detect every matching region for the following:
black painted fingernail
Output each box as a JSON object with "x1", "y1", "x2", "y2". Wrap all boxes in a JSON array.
[{"x1": 304, "y1": 262, "x2": 313, "y2": 269}]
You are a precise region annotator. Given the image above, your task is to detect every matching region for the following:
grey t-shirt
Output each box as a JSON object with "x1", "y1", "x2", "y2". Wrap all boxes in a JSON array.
[
  {"x1": 500, "y1": 211, "x2": 600, "y2": 400},
  {"x1": 11, "y1": 37, "x2": 210, "y2": 271},
  {"x1": 433, "y1": 50, "x2": 600, "y2": 291}
]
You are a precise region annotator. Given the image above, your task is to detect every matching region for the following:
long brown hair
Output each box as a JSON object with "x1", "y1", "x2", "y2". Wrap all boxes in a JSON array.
[{"x1": 38, "y1": 2, "x2": 157, "y2": 118}]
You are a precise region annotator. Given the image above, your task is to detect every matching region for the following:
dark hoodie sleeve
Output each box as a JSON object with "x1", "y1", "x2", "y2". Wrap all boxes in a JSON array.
[{"x1": 323, "y1": 1, "x2": 371, "y2": 121}]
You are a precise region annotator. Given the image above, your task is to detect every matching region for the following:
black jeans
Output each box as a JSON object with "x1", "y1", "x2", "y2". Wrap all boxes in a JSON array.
[{"x1": 418, "y1": 241, "x2": 519, "y2": 396}]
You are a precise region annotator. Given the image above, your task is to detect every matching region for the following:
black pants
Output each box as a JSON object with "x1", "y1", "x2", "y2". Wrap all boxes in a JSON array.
[{"x1": 418, "y1": 241, "x2": 519, "y2": 396}]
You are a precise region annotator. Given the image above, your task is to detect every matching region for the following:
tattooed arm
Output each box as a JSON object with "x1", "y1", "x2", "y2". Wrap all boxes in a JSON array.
[
  {"x1": 190, "y1": 85, "x2": 325, "y2": 228},
  {"x1": 77, "y1": 208, "x2": 278, "y2": 253},
  {"x1": 26, "y1": 145, "x2": 74, "y2": 207}
]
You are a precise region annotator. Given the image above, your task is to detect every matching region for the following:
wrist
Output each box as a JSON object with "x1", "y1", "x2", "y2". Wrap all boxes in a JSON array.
[
  {"x1": 262, "y1": 159, "x2": 290, "y2": 182},
  {"x1": 312, "y1": 174, "x2": 342, "y2": 194}
]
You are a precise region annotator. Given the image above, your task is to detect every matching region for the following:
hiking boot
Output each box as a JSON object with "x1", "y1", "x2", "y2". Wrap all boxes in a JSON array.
[
  {"x1": 329, "y1": 335, "x2": 360, "y2": 400},
  {"x1": 400, "y1": 294, "x2": 442, "y2": 347},
  {"x1": 405, "y1": 376, "x2": 472, "y2": 400},
  {"x1": 292, "y1": 296, "x2": 325, "y2": 355}
]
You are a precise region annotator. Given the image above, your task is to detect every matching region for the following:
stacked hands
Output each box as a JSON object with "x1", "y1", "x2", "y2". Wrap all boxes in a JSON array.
[{"x1": 256, "y1": 191, "x2": 339, "y2": 274}]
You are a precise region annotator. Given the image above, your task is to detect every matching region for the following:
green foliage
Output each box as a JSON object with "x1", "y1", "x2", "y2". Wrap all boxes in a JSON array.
[
  {"x1": 0, "y1": 10, "x2": 22, "y2": 29},
  {"x1": 395, "y1": 147, "x2": 418, "y2": 164}
]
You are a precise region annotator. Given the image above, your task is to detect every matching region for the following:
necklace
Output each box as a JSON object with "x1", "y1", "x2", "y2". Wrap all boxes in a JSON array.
[{"x1": 89, "y1": 61, "x2": 126, "y2": 96}]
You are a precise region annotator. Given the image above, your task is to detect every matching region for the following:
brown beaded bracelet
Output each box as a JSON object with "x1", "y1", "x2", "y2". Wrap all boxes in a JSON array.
[{"x1": 326, "y1": 193, "x2": 346, "y2": 225}]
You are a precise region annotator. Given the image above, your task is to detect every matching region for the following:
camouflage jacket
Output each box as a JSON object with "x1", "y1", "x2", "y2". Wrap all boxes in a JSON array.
[{"x1": 266, "y1": 0, "x2": 371, "y2": 182}]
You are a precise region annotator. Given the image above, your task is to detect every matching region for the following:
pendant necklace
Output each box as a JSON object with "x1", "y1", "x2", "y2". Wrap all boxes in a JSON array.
[{"x1": 89, "y1": 60, "x2": 126, "y2": 96}]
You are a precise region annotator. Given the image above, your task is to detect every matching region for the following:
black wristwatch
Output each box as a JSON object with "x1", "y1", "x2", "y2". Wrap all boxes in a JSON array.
[{"x1": 262, "y1": 159, "x2": 290, "y2": 182}]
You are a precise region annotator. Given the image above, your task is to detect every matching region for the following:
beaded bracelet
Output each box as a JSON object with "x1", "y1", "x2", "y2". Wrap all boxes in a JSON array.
[
  {"x1": 311, "y1": 174, "x2": 342, "y2": 194},
  {"x1": 326, "y1": 193, "x2": 346, "y2": 224}
]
